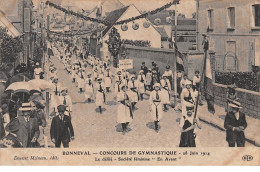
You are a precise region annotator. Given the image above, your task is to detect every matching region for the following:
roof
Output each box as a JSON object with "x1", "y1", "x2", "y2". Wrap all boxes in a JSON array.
[
  {"x1": 147, "y1": 11, "x2": 196, "y2": 26},
  {"x1": 156, "y1": 27, "x2": 169, "y2": 39},
  {"x1": 102, "y1": 5, "x2": 130, "y2": 36},
  {"x1": 0, "y1": 9, "x2": 21, "y2": 36},
  {"x1": 7, "y1": 16, "x2": 20, "y2": 23}
]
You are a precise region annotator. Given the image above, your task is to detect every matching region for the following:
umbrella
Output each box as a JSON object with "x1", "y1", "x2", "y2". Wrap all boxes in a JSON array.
[
  {"x1": 5, "y1": 73, "x2": 30, "y2": 88},
  {"x1": 28, "y1": 79, "x2": 55, "y2": 90},
  {"x1": 5, "y1": 81, "x2": 41, "y2": 93}
]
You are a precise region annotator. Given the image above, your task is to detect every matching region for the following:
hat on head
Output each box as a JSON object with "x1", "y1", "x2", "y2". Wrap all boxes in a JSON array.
[
  {"x1": 36, "y1": 62, "x2": 40, "y2": 66},
  {"x1": 5, "y1": 118, "x2": 21, "y2": 133},
  {"x1": 61, "y1": 87, "x2": 68, "y2": 93},
  {"x1": 229, "y1": 100, "x2": 242, "y2": 109},
  {"x1": 121, "y1": 85, "x2": 128, "y2": 90},
  {"x1": 139, "y1": 70, "x2": 144, "y2": 74},
  {"x1": 185, "y1": 80, "x2": 192, "y2": 86},
  {"x1": 97, "y1": 78, "x2": 103, "y2": 81},
  {"x1": 184, "y1": 101, "x2": 194, "y2": 109},
  {"x1": 227, "y1": 84, "x2": 236, "y2": 89},
  {"x1": 153, "y1": 83, "x2": 161, "y2": 89},
  {"x1": 166, "y1": 65, "x2": 170, "y2": 69},
  {"x1": 57, "y1": 105, "x2": 66, "y2": 112},
  {"x1": 162, "y1": 74, "x2": 167, "y2": 78},
  {"x1": 130, "y1": 75, "x2": 136, "y2": 79},
  {"x1": 19, "y1": 103, "x2": 33, "y2": 112},
  {"x1": 202, "y1": 34, "x2": 208, "y2": 37}
]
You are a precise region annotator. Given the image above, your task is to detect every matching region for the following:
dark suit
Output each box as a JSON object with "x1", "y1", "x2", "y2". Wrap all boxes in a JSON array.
[
  {"x1": 16, "y1": 116, "x2": 40, "y2": 148},
  {"x1": 50, "y1": 115, "x2": 74, "y2": 148},
  {"x1": 224, "y1": 111, "x2": 247, "y2": 147}
]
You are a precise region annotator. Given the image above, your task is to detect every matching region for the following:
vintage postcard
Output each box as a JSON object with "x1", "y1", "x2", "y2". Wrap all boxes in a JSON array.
[{"x1": 0, "y1": 0, "x2": 259, "y2": 166}]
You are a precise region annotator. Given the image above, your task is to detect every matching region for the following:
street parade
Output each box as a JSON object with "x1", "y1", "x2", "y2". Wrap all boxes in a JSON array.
[{"x1": 0, "y1": 0, "x2": 259, "y2": 149}]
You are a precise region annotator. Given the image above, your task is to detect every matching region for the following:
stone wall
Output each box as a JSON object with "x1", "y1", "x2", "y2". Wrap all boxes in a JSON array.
[
  {"x1": 124, "y1": 45, "x2": 188, "y2": 74},
  {"x1": 214, "y1": 83, "x2": 260, "y2": 119}
]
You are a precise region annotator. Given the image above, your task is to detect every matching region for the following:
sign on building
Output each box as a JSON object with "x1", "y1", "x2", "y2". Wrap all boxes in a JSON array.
[{"x1": 119, "y1": 59, "x2": 133, "y2": 70}]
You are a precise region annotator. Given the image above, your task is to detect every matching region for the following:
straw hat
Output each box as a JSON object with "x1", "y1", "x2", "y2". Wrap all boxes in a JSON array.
[
  {"x1": 153, "y1": 83, "x2": 161, "y2": 89},
  {"x1": 229, "y1": 100, "x2": 242, "y2": 109},
  {"x1": 19, "y1": 103, "x2": 33, "y2": 112}
]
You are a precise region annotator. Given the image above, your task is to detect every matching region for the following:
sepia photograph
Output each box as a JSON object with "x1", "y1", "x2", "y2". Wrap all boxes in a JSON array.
[{"x1": 0, "y1": 0, "x2": 259, "y2": 166}]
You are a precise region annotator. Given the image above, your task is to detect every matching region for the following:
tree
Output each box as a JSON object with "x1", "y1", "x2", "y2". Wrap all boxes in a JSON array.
[
  {"x1": 106, "y1": 27, "x2": 121, "y2": 67},
  {"x1": 0, "y1": 27, "x2": 23, "y2": 70}
]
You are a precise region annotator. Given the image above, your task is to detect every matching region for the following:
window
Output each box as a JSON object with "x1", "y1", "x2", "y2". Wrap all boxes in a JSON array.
[
  {"x1": 253, "y1": 5, "x2": 260, "y2": 26},
  {"x1": 227, "y1": 7, "x2": 235, "y2": 28},
  {"x1": 208, "y1": 9, "x2": 214, "y2": 30}
]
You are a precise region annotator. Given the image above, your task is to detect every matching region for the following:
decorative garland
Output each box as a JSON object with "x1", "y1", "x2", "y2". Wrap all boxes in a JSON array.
[
  {"x1": 45, "y1": 0, "x2": 178, "y2": 26},
  {"x1": 114, "y1": 0, "x2": 178, "y2": 25},
  {"x1": 45, "y1": 1, "x2": 110, "y2": 25}
]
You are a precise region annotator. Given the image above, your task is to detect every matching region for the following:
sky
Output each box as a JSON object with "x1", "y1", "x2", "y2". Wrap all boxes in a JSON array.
[{"x1": 0, "y1": 0, "x2": 196, "y2": 18}]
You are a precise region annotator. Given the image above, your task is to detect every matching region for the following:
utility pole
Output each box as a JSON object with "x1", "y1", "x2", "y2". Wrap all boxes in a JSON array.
[
  {"x1": 173, "y1": 0, "x2": 180, "y2": 108},
  {"x1": 196, "y1": 0, "x2": 199, "y2": 50}
]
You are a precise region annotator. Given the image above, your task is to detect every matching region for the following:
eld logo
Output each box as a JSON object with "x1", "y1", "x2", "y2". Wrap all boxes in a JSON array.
[{"x1": 242, "y1": 155, "x2": 253, "y2": 161}]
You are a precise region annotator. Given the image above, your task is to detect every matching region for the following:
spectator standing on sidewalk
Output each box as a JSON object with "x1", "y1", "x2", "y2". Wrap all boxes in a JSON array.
[
  {"x1": 225, "y1": 84, "x2": 238, "y2": 112},
  {"x1": 224, "y1": 100, "x2": 247, "y2": 147},
  {"x1": 50, "y1": 105, "x2": 75, "y2": 148}
]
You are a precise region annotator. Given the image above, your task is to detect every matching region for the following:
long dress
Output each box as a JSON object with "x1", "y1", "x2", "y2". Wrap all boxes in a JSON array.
[
  {"x1": 104, "y1": 71, "x2": 112, "y2": 88},
  {"x1": 95, "y1": 83, "x2": 105, "y2": 107},
  {"x1": 149, "y1": 90, "x2": 164, "y2": 121},
  {"x1": 179, "y1": 116, "x2": 196, "y2": 147},
  {"x1": 160, "y1": 79, "x2": 171, "y2": 104},
  {"x1": 128, "y1": 80, "x2": 139, "y2": 103},
  {"x1": 85, "y1": 78, "x2": 94, "y2": 99},
  {"x1": 137, "y1": 74, "x2": 146, "y2": 94},
  {"x1": 117, "y1": 91, "x2": 133, "y2": 124}
]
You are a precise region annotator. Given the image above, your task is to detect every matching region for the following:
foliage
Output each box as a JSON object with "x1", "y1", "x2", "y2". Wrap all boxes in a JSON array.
[
  {"x1": 215, "y1": 71, "x2": 259, "y2": 92},
  {"x1": 0, "y1": 27, "x2": 23, "y2": 65},
  {"x1": 122, "y1": 39, "x2": 151, "y2": 47},
  {"x1": 106, "y1": 27, "x2": 121, "y2": 57}
]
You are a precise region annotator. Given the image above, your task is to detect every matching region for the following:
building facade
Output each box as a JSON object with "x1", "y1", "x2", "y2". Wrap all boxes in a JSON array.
[
  {"x1": 197, "y1": 0, "x2": 260, "y2": 72},
  {"x1": 100, "y1": 4, "x2": 162, "y2": 58}
]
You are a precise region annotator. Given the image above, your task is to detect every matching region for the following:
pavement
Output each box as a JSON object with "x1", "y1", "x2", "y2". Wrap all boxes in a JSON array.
[
  {"x1": 197, "y1": 103, "x2": 260, "y2": 147},
  {"x1": 40, "y1": 56, "x2": 257, "y2": 148}
]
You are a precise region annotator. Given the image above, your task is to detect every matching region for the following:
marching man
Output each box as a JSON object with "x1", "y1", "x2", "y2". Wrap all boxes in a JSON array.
[
  {"x1": 95, "y1": 78, "x2": 105, "y2": 114},
  {"x1": 149, "y1": 83, "x2": 164, "y2": 133},
  {"x1": 117, "y1": 85, "x2": 133, "y2": 135}
]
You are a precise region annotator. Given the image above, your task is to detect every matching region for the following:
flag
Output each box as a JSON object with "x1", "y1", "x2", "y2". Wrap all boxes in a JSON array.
[
  {"x1": 170, "y1": 34, "x2": 184, "y2": 71},
  {"x1": 203, "y1": 52, "x2": 215, "y2": 114}
]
